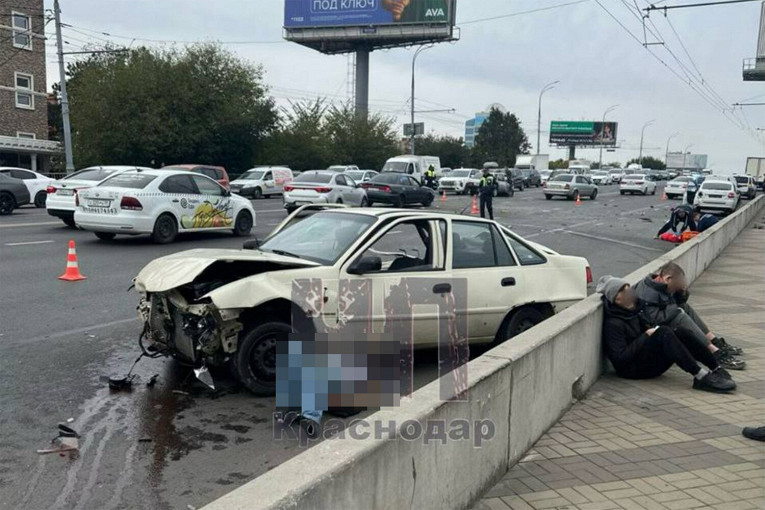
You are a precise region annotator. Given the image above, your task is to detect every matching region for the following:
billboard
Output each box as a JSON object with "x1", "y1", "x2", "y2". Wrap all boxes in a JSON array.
[
  {"x1": 549, "y1": 121, "x2": 618, "y2": 147},
  {"x1": 285, "y1": 0, "x2": 453, "y2": 28},
  {"x1": 666, "y1": 153, "x2": 708, "y2": 171}
]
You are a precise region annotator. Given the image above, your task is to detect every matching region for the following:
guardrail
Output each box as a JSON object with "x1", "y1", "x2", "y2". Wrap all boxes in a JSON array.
[{"x1": 202, "y1": 195, "x2": 765, "y2": 510}]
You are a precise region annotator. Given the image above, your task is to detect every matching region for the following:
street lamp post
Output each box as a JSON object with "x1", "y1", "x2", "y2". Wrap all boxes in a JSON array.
[
  {"x1": 682, "y1": 144, "x2": 694, "y2": 172},
  {"x1": 665, "y1": 132, "x2": 679, "y2": 166},
  {"x1": 410, "y1": 45, "x2": 434, "y2": 155},
  {"x1": 537, "y1": 80, "x2": 559, "y2": 157},
  {"x1": 598, "y1": 104, "x2": 618, "y2": 169},
  {"x1": 638, "y1": 120, "x2": 655, "y2": 165}
]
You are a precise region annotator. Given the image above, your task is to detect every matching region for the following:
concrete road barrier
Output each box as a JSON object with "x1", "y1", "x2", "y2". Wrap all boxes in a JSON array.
[{"x1": 202, "y1": 195, "x2": 765, "y2": 510}]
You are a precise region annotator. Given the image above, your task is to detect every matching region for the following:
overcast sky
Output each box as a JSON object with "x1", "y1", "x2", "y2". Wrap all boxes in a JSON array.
[{"x1": 45, "y1": 0, "x2": 764, "y2": 171}]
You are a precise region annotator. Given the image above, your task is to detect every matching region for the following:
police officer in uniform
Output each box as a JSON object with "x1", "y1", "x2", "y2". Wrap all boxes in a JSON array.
[
  {"x1": 479, "y1": 167, "x2": 496, "y2": 220},
  {"x1": 424, "y1": 165, "x2": 437, "y2": 189}
]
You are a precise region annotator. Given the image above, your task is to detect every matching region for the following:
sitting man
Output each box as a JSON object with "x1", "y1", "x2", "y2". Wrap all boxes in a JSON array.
[
  {"x1": 692, "y1": 209, "x2": 719, "y2": 232},
  {"x1": 633, "y1": 262, "x2": 745, "y2": 370},
  {"x1": 597, "y1": 275, "x2": 735, "y2": 393},
  {"x1": 656, "y1": 204, "x2": 696, "y2": 238}
]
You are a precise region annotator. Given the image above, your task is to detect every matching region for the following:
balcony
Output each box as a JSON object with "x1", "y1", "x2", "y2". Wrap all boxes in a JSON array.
[
  {"x1": 0, "y1": 135, "x2": 63, "y2": 155},
  {"x1": 743, "y1": 57, "x2": 765, "y2": 81}
]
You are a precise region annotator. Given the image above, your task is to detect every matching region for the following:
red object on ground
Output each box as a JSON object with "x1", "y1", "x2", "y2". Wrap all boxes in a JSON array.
[
  {"x1": 58, "y1": 240, "x2": 87, "y2": 281},
  {"x1": 659, "y1": 232, "x2": 682, "y2": 243},
  {"x1": 681, "y1": 231, "x2": 699, "y2": 242}
]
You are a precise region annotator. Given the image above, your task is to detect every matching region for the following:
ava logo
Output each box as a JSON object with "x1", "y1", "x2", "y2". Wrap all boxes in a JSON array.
[
  {"x1": 425, "y1": 7, "x2": 445, "y2": 18},
  {"x1": 180, "y1": 198, "x2": 188, "y2": 208}
]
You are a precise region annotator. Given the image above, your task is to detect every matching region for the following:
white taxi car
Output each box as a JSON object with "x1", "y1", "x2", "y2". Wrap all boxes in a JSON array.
[
  {"x1": 47, "y1": 166, "x2": 150, "y2": 227},
  {"x1": 74, "y1": 169, "x2": 256, "y2": 243},
  {"x1": 134, "y1": 206, "x2": 592, "y2": 394},
  {"x1": 619, "y1": 174, "x2": 656, "y2": 195},
  {"x1": 694, "y1": 179, "x2": 739, "y2": 215},
  {"x1": 664, "y1": 176, "x2": 693, "y2": 199},
  {"x1": 0, "y1": 167, "x2": 54, "y2": 207}
]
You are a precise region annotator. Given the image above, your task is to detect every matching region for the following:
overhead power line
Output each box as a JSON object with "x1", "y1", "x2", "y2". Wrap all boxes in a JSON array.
[
  {"x1": 459, "y1": 0, "x2": 590, "y2": 25},
  {"x1": 644, "y1": 0, "x2": 760, "y2": 12}
]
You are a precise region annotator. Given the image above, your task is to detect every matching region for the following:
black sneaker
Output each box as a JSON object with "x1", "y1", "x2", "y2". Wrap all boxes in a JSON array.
[
  {"x1": 714, "y1": 366, "x2": 732, "y2": 380},
  {"x1": 712, "y1": 337, "x2": 743, "y2": 356},
  {"x1": 714, "y1": 350, "x2": 747, "y2": 371},
  {"x1": 693, "y1": 371, "x2": 736, "y2": 393},
  {"x1": 742, "y1": 426, "x2": 765, "y2": 442}
]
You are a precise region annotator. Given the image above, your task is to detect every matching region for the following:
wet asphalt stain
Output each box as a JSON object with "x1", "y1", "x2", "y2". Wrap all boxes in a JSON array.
[{"x1": 220, "y1": 424, "x2": 251, "y2": 434}]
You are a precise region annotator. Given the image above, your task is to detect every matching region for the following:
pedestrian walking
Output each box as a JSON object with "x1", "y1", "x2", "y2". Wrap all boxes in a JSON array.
[{"x1": 479, "y1": 167, "x2": 495, "y2": 220}]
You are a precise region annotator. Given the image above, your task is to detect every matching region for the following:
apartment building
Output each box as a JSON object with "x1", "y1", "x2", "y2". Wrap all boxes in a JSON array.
[{"x1": 0, "y1": 0, "x2": 61, "y2": 172}]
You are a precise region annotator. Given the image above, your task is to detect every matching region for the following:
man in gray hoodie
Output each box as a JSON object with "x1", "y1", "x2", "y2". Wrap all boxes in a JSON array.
[{"x1": 633, "y1": 262, "x2": 745, "y2": 370}]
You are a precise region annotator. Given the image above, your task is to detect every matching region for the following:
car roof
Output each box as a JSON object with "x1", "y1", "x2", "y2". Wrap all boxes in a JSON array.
[
  {"x1": 107, "y1": 168, "x2": 206, "y2": 178},
  {"x1": 308, "y1": 207, "x2": 508, "y2": 222},
  {"x1": 82, "y1": 165, "x2": 152, "y2": 171},
  {"x1": 161, "y1": 164, "x2": 225, "y2": 170}
]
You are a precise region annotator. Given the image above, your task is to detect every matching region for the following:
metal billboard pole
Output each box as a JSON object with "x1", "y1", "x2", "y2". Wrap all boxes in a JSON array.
[{"x1": 355, "y1": 49, "x2": 370, "y2": 121}]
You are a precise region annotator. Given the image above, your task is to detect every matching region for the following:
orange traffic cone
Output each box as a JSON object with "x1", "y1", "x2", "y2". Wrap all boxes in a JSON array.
[
  {"x1": 440, "y1": 190, "x2": 447, "y2": 203},
  {"x1": 58, "y1": 240, "x2": 87, "y2": 281},
  {"x1": 661, "y1": 192, "x2": 667, "y2": 201},
  {"x1": 575, "y1": 194, "x2": 582, "y2": 206},
  {"x1": 470, "y1": 195, "x2": 479, "y2": 215}
]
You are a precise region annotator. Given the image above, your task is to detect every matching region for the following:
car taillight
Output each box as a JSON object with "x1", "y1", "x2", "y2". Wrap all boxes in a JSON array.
[
  {"x1": 586, "y1": 266, "x2": 593, "y2": 284},
  {"x1": 376, "y1": 186, "x2": 391, "y2": 192},
  {"x1": 314, "y1": 187, "x2": 331, "y2": 193},
  {"x1": 728, "y1": 192, "x2": 735, "y2": 198},
  {"x1": 46, "y1": 185, "x2": 56, "y2": 194},
  {"x1": 564, "y1": 184, "x2": 570, "y2": 190},
  {"x1": 283, "y1": 185, "x2": 294, "y2": 192},
  {"x1": 360, "y1": 183, "x2": 371, "y2": 189},
  {"x1": 120, "y1": 196, "x2": 143, "y2": 210}
]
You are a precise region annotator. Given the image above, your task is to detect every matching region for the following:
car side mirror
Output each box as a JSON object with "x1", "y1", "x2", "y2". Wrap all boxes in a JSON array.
[
  {"x1": 242, "y1": 237, "x2": 260, "y2": 250},
  {"x1": 348, "y1": 256, "x2": 382, "y2": 275}
]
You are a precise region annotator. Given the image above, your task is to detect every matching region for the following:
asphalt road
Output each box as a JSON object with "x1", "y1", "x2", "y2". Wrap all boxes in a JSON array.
[{"x1": 0, "y1": 184, "x2": 692, "y2": 509}]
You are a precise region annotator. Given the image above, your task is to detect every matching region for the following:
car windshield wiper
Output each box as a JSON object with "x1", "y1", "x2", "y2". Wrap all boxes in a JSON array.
[{"x1": 269, "y1": 249, "x2": 303, "y2": 259}]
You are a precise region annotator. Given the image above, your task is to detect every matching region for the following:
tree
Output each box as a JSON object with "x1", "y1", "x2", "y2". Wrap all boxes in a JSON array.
[
  {"x1": 472, "y1": 108, "x2": 531, "y2": 167},
  {"x1": 549, "y1": 158, "x2": 568, "y2": 169},
  {"x1": 264, "y1": 99, "x2": 331, "y2": 171},
  {"x1": 64, "y1": 44, "x2": 277, "y2": 172},
  {"x1": 414, "y1": 134, "x2": 470, "y2": 168},
  {"x1": 606, "y1": 161, "x2": 622, "y2": 168},
  {"x1": 323, "y1": 103, "x2": 399, "y2": 170},
  {"x1": 627, "y1": 156, "x2": 666, "y2": 170}
]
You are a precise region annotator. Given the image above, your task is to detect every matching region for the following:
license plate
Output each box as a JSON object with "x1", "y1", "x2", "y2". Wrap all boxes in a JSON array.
[
  {"x1": 57, "y1": 189, "x2": 74, "y2": 196},
  {"x1": 709, "y1": 195, "x2": 722, "y2": 199},
  {"x1": 88, "y1": 199, "x2": 111, "y2": 207}
]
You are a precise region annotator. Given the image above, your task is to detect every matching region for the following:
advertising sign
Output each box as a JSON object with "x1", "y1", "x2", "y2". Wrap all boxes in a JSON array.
[
  {"x1": 549, "y1": 121, "x2": 618, "y2": 147},
  {"x1": 285, "y1": 0, "x2": 453, "y2": 28},
  {"x1": 666, "y1": 153, "x2": 708, "y2": 170},
  {"x1": 403, "y1": 122, "x2": 425, "y2": 136}
]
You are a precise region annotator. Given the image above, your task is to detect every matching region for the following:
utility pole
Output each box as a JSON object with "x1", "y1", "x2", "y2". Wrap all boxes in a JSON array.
[
  {"x1": 410, "y1": 45, "x2": 433, "y2": 155},
  {"x1": 598, "y1": 104, "x2": 618, "y2": 169},
  {"x1": 54, "y1": 0, "x2": 74, "y2": 172},
  {"x1": 638, "y1": 119, "x2": 655, "y2": 164},
  {"x1": 537, "y1": 81, "x2": 559, "y2": 157}
]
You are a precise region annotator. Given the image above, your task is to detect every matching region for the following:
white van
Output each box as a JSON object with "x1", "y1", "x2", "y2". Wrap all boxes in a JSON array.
[
  {"x1": 381, "y1": 155, "x2": 441, "y2": 183},
  {"x1": 230, "y1": 166, "x2": 294, "y2": 199}
]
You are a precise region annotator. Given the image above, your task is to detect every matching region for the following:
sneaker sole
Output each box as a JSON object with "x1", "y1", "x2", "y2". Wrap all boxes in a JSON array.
[
  {"x1": 721, "y1": 364, "x2": 747, "y2": 371},
  {"x1": 693, "y1": 385, "x2": 736, "y2": 394}
]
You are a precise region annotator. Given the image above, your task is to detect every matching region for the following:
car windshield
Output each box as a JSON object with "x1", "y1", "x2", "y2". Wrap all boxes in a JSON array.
[
  {"x1": 261, "y1": 212, "x2": 376, "y2": 265},
  {"x1": 702, "y1": 182, "x2": 732, "y2": 191},
  {"x1": 372, "y1": 174, "x2": 402, "y2": 184},
  {"x1": 451, "y1": 170, "x2": 472, "y2": 178},
  {"x1": 99, "y1": 173, "x2": 156, "y2": 189},
  {"x1": 381, "y1": 161, "x2": 410, "y2": 173},
  {"x1": 671, "y1": 177, "x2": 691, "y2": 183},
  {"x1": 327, "y1": 166, "x2": 346, "y2": 172},
  {"x1": 540, "y1": 171, "x2": 551, "y2": 176},
  {"x1": 734, "y1": 176, "x2": 749, "y2": 184},
  {"x1": 346, "y1": 171, "x2": 364, "y2": 181},
  {"x1": 550, "y1": 175, "x2": 573, "y2": 182},
  {"x1": 294, "y1": 172, "x2": 333, "y2": 184},
  {"x1": 238, "y1": 170, "x2": 266, "y2": 181},
  {"x1": 624, "y1": 175, "x2": 644, "y2": 181},
  {"x1": 592, "y1": 171, "x2": 607, "y2": 176},
  {"x1": 64, "y1": 167, "x2": 115, "y2": 181}
]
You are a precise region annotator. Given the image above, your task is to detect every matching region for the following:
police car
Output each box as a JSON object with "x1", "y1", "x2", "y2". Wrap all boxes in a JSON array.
[{"x1": 74, "y1": 169, "x2": 255, "y2": 243}]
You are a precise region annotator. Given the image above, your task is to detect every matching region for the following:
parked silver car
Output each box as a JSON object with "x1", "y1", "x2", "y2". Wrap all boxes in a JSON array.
[
  {"x1": 345, "y1": 169, "x2": 379, "y2": 183},
  {"x1": 283, "y1": 170, "x2": 367, "y2": 213},
  {"x1": 543, "y1": 174, "x2": 598, "y2": 201}
]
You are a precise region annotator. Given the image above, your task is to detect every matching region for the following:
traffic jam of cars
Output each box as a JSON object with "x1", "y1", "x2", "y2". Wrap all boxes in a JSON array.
[{"x1": 1, "y1": 158, "x2": 757, "y2": 394}]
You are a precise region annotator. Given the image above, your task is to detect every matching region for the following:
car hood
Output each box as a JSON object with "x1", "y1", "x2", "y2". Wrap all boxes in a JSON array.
[{"x1": 134, "y1": 249, "x2": 320, "y2": 293}]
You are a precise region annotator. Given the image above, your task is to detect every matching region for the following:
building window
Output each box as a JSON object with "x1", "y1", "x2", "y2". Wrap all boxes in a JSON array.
[
  {"x1": 17, "y1": 132, "x2": 36, "y2": 139},
  {"x1": 15, "y1": 73, "x2": 34, "y2": 110},
  {"x1": 12, "y1": 12, "x2": 33, "y2": 50}
]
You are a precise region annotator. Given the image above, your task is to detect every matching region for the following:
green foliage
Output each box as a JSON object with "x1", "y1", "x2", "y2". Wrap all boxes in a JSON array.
[
  {"x1": 414, "y1": 134, "x2": 471, "y2": 168},
  {"x1": 627, "y1": 156, "x2": 666, "y2": 170},
  {"x1": 65, "y1": 44, "x2": 277, "y2": 172},
  {"x1": 606, "y1": 161, "x2": 622, "y2": 168},
  {"x1": 323, "y1": 103, "x2": 399, "y2": 170},
  {"x1": 472, "y1": 108, "x2": 531, "y2": 167},
  {"x1": 549, "y1": 158, "x2": 569, "y2": 169}
]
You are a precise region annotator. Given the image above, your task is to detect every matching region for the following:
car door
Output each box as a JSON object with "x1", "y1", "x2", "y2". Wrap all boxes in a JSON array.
[
  {"x1": 408, "y1": 176, "x2": 426, "y2": 201},
  {"x1": 261, "y1": 170, "x2": 275, "y2": 196},
  {"x1": 333, "y1": 174, "x2": 355, "y2": 205},
  {"x1": 340, "y1": 217, "x2": 448, "y2": 348},
  {"x1": 190, "y1": 174, "x2": 234, "y2": 229},
  {"x1": 158, "y1": 174, "x2": 202, "y2": 230},
  {"x1": 450, "y1": 219, "x2": 525, "y2": 342}
]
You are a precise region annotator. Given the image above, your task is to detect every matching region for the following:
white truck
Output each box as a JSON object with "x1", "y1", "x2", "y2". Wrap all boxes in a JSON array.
[
  {"x1": 381, "y1": 155, "x2": 441, "y2": 183},
  {"x1": 746, "y1": 157, "x2": 765, "y2": 190},
  {"x1": 515, "y1": 154, "x2": 549, "y2": 171}
]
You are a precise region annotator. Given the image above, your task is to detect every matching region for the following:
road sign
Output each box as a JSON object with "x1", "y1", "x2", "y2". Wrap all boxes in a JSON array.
[{"x1": 404, "y1": 123, "x2": 425, "y2": 137}]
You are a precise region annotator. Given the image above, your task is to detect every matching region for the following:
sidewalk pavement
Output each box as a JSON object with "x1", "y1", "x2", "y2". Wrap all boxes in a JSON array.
[{"x1": 473, "y1": 215, "x2": 765, "y2": 510}]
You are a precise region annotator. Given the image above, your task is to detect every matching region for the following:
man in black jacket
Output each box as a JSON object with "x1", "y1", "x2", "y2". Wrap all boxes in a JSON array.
[
  {"x1": 655, "y1": 204, "x2": 696, "y2": 238},
  {"x1": 597, "y1": 275, "x2": 735, "y2": 392},
  {"x1": 633, "y1": 262, "x2": 745, "y2": 370}
]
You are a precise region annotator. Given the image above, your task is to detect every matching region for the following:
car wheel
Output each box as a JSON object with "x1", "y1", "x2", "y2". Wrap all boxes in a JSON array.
[
  {"x1": 502, "y1": 307, "x2": 545, "y2": 341},
  {"x1": 151, "y1": 213, "x2": 178, "y2": 244},
  {"x1": 34, "y1": 191, "x2": 47, "y2": 208},
  {"x1": 95, "y1": 232, "x2": 116, "y2": 241},
  {"x1": 252, "y1": 188, "x2": 262, "y2": 200},
  {"x1": 421, "y1": 194, "x2": 434, "y2": 207},
  {"x1": 651, "y1": 188, "x2": 656, "y2": 195},
  {"x1": 0, "y1": 192, "x2": 15, "y2": 215},
  {"x1": 545, "y1": 194, "x2": 552, "y2": 200},
  {"x1": 591, "y1": 189, "x2": 598, "y2": 200},
  {"x1": 231, "y1": 320, "x2": 289, "y2": 395},
  {"x1": 360, "y1": 197, "x2": 369, "y2": 208},
  {"x1": 367, "y1": 201, "x2": 374, "y2": 207},
  {"x1": 395, "y1": 194, "x2": 405, "y2": 208},
  {"x1": 285, "y1": 207, "x2": 297, "y2": 215},
  {"x1": 620, "y1": 191, "x2": 625, "y2": 195},
  {"x1": 63, "y1": 217, "x2": 76, "y2": 228},
  {"x1": 233, "y1": 210, "x2": 253, "y2": 236},
  {"x1": 642, "y1": 188, "x2": 648, "y2": 195}
]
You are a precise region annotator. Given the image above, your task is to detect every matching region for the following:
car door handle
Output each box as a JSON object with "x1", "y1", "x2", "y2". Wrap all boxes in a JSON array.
[
  {"x1": 433, "y1": 283, "x2": 452, "y2": 294},
  {"x1": 172, "y1": 199, "x2": 179, "y2": 203},
  {"x1": 501, "y1": 277, "x2": 516, "y2": 287}
]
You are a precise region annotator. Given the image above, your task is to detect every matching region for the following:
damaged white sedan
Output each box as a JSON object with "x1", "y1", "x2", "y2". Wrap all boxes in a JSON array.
[{"x1": 134, "y1": 206, "x2": 591, "y2": 395}]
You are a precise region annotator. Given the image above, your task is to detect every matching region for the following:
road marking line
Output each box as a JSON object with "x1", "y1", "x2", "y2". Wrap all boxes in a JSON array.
[
  {"x1": 0, "y1": 221, "x2": 62, "y2": 228},
  {"x1": 20, "y1": 317, "x2": 139, "y2": 345},
  {"x1": 5, "y1": 240, "x2": 54, "y2": 246}
]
